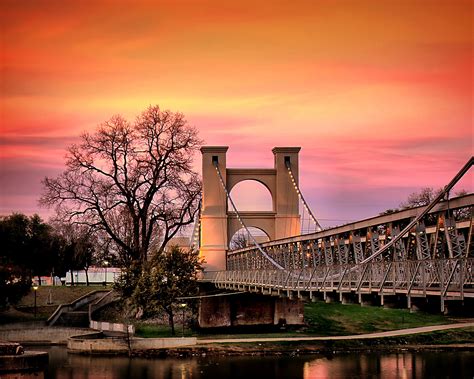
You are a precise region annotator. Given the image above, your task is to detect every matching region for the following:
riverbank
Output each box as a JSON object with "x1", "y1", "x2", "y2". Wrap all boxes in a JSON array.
[
  {"x1": 131, "y1": 323, "x2": 474, "y2": 357},
  {"x1": 129, "y1": 301, "x2": 455, "y2": 339},
  {"x1": 4, "y1": 322, "x2": 472, "y2": 357},
  {"x1": 3, "y1": 299, "x2": 473, "y2": 357},
  {"x1": 132, "y1": 342, "x2": 474, "y2": 359}
]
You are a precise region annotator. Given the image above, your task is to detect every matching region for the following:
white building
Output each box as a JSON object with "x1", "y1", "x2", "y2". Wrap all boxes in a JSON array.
[{"x1": 62, "y1": 267, "x2": 121, "y2": 285}]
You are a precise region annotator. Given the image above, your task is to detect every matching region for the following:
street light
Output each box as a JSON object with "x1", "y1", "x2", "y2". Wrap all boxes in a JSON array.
[
  {"x1": 103, "y1": 260, "x2": 109, "y2": 286},
  {"x1": 179, "y1": 303, "x2": 187, "y2": 337},
  {"x1": 33, "y1": 285, "x2": 38, "y2": 318}
]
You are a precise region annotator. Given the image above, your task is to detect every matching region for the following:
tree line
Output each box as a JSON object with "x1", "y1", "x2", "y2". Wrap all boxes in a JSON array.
[{"x1": 0, "y1": 213, "x2": 101, "y2": 308}]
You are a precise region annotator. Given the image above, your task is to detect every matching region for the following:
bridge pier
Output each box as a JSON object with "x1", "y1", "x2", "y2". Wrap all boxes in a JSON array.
[
  {"x1": 298, "y1": 291, "x2": 310, "y2": 301},
  {"x1": 324, "y1": 291, "x2": 338, "y2": 303},
  {"x1": 442, "y1": 298, "x2": 474, "y2": 316},
  {"x1": 380, "y1": 294, "x2": 406, "y2": 309},
  {"x1": 407, "y1": 295, "x2": 444, "y2": 313},
  {"x1": 408, "y1": 295, "x2": 425, "y2": 312},
  {"x1": 340, "y1": 292, "x2": 357, "y2": 305},
  {"x1": 309, "y1": 291, "x2": 324, "y2": 302},
  {"x1": 198, "y1": 285, "x2": 304, "y2": 328},
  {"x1": 358, "y1": 292, "x2": 381, "y2": 307}
]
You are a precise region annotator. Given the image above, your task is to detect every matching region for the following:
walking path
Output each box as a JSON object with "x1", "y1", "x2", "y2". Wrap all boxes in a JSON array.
[{"x1": 197, "y1": 322, "x2": 474, "y2": 344}]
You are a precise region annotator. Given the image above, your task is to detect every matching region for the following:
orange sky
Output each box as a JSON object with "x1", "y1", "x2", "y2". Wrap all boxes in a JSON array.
[{"x1": 0, "y1": 0, "x2": 472, "y2": 225}]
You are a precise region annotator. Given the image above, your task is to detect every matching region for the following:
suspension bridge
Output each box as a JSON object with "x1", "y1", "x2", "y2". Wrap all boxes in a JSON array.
[{"x1": 192, "y1": 147, "x2": 473, "y2": 327}]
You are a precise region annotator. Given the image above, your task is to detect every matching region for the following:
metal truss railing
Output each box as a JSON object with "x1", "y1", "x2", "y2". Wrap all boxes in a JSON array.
[
  {"x1": 214, "y1": 258, "x2": 474, "y2": 300},
  {"x1": 226, "y1": 195, "x2": 473, "y2": 269}
]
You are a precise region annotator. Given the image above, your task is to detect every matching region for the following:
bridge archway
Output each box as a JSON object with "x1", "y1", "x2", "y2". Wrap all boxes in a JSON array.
[
  {"x1": 228, "y1": 179, "x2": 273, "y2": 212},
  {"x1": 228, "y1": 212, "x2": 275, "y2": 243},
  {"x1": 200, "y1": 146, "x2": 301, "y2": 271},
  {"x1": 229, "y1": 226, "x2": 270, "y2": 250}
]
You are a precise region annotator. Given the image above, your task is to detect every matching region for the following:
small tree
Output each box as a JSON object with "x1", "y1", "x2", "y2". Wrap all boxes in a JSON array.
[
  {"x1": 0, "y1": 263, "x2": 31, "y2": 310},
  {"x1": 121, "y1": 246, "x2": 203, "y2": 335}
]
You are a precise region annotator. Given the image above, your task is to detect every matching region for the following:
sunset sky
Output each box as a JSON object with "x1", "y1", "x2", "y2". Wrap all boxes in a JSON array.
[{"x1": 1, "y1": 0, "x2": 472, "y2": 228}]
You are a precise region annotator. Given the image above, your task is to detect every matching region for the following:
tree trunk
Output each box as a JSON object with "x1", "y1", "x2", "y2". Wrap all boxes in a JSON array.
[
  {"x1": 37, "y1": 275, "x2": 41, "y2": 286},
  {"x1": 85, "y1": 268, "x2": 89, "y2": 286},
  {"x1": 168, "y1": 310, "x2": 175, "y2": 336},
  {"x1": 70, "y1": 269, "x2": 74, "y2": 286}
]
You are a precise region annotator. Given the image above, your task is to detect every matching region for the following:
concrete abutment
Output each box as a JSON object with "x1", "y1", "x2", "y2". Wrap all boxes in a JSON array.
[{"x1": 198, "y1": 291, "x2": 304, "y2": 328}]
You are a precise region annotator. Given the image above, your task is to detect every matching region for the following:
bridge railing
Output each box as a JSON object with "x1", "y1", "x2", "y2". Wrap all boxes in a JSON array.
[
  {"x1": 214, "y1": 257, "x2": 474, "y2": 300},
  {"x1": 225, "y1": 194, "x2": 473, "y2": 274}
]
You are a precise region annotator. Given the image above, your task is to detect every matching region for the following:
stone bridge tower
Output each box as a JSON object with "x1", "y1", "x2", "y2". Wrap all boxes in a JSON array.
[{"x1": 200, "y1": 146, "x2": 301, "y2": 271}]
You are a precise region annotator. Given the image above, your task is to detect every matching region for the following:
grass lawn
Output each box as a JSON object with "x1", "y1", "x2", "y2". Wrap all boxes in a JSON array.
[
  {"x1": 17, "y1": 285, "x2": 109, "y2": 308},
  {"x1": 0, "y1": 285, "x2": 111, "y2": 322},
  {"x1": 303, "y1": 301, "x2": 450, "y2": 336},
  {"x1": 135, "y1": 323, "x2": 188, "y2": 338}
]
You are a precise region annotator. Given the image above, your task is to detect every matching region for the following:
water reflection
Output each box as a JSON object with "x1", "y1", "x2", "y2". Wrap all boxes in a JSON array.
[
  {"x1": 41, "y1": 347, "x2": 305, "y2": 379},
  {"x1": 2, "y1": 373, "x2": 44, "y2": 379},
  {"x1": 24, "y1": 346, "x2": 474, "y2": 379},
  {"x1": 303, "y1": 351, "x2": 474, "y2": 379},
  {"x1": 304, "y1": 353, "x2": 418, "y2": 379}
]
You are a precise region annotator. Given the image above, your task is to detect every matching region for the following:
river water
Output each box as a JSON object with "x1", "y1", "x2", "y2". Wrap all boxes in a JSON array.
[{"x1": 21, "y1": 346, "x2": 474, "y2": 379}]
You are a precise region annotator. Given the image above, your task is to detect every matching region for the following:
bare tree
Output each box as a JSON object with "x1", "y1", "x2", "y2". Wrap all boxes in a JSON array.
[
  {"x1": 399, "y1": 187, "x2": 442, "y2": 209},
  {"x1": 41, "y1": 105, "x2": 202, "y2": 263},
  {"x1": 229, "y1": 233, "x2": 249, "y2": 250},
  {"x1": 400, "y1": 188, "x2": 468, "y2": 209}
]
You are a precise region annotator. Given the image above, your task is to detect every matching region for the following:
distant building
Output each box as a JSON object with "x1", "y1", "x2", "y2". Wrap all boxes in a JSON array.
[
  {"x1": 62, "y1": 267, "x2": 121, "y2": 285},
  {"x1": 32, "y1": 276, "x2": 62, "y2": 286}
]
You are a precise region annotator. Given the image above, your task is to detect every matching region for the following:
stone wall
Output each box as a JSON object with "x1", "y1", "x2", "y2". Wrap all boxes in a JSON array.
[
  {"x1": 0, "y1": 326, "x2": 91, "y2": 344},
  {"x1": 198, "y1": 296, "x2": 232, "y2": 327},
  {"x1": 67, "y1": 335, "x2": 197, "y2": 354}
]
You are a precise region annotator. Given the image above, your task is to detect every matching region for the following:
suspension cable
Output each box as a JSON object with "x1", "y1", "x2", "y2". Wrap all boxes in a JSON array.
[
  {"x1": 213, "y1": 161, "x2": 285, "y2": 270},
  {"x1": 286, "y1": 161, "x2": 323, "y2": 232},
  {"x1": 189, "y1": 197, "x2": 202, "y2": 250}
]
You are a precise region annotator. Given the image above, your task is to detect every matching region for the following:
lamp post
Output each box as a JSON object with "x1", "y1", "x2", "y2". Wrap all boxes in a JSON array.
[
  {"x1": 179, "y1": 303, "x2": 187, "y2": 337},
  {"x1": 33, "y1": 285, "x2": 38, "y2": 318},
  {"x1": 103, "y1": 260, "x2": 109, "y2": 286}
]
